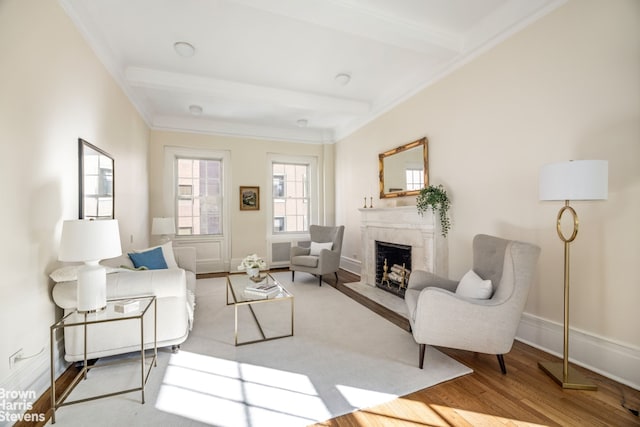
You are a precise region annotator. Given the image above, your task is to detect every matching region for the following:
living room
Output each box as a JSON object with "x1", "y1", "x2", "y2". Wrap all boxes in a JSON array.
[{"x1": 1, "y1": 0, "x2": 638, "y2": 425}]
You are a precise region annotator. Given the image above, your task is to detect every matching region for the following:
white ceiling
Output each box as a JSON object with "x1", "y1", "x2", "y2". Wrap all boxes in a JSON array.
[{"x1": 60, "y1": 0, "x2": 564, "y2": 143}]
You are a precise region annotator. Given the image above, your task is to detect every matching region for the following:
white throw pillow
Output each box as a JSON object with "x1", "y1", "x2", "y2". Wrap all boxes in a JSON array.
[
  {"x1": 50, "y1": 266, "x2": 81, "y2": 282},
  {"x1": 456, "y1": 269, "x2": 493, "y2": 299},
  {"x1": 309, "y1": 241, "x2": 333, "y2": 256},
  {"x1": 133, "y1": 241, "x2": 178, "y2": 269}
]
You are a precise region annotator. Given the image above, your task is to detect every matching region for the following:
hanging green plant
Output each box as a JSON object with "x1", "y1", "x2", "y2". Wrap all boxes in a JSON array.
[{"x1": 416, "y1": 184, "x2": 451, "y2": 238}]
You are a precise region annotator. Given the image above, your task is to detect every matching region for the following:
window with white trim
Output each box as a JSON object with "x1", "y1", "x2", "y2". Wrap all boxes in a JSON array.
[
  {"x1": 176, "y1": 157, "x2": 223, "y2": 236},
  {"x1": 271, "y1": 162, "x2": 310, "y2": 233}
]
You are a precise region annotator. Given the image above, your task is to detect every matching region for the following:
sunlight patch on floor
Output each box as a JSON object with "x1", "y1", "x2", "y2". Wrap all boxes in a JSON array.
[
  {"x1": 430, "y1": 404, "x2": 549, "y2": 427},
  {"x1": 341, "y1": 399, "x2": 551, "y2": 427},
  {"x1": 335, "y1": 384, "x2": 397, "y2": 408},
  {"x1": 155, "y1": 351, "x2": 331, "y2": 426}
]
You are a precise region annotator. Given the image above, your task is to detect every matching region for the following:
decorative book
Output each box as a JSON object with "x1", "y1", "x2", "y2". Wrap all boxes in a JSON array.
[
  {"x1": 114, "y1": 299, "x2": 140, "y2": 314},
  {"x1": 243, "y1": 283, "x2": 280, "y2": 299}
]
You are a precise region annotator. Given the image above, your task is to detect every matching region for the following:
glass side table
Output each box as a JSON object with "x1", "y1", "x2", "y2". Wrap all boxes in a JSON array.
[{"x1": 49, "y1": 296, "x2": 157, "y2": 424}]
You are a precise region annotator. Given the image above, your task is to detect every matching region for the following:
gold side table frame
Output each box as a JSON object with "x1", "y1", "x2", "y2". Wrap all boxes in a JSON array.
[
  {"x1": 226, "y1": 273, "x2": 294, "y2": 346},
  {"x1": 50, "y1": 296, "x2": 157, "y2": 424}
]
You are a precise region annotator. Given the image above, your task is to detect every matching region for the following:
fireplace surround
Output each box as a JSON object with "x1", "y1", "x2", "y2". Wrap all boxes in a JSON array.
[{"x1": 360, "y1": 206, "x2": 447, "y2": 292}]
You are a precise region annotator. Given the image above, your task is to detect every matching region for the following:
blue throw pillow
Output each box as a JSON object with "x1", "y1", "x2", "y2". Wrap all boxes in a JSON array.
[{"x1": 128, "y1": 247, "x2": 168, "y2": 270}]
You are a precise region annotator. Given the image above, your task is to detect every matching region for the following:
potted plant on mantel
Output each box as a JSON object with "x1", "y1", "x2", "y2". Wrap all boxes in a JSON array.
[{"x1": 416, "y1": 184, "x2": 451, "y2": 238}]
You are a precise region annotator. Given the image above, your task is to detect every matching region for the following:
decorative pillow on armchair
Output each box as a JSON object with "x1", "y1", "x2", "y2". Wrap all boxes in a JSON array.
[
  {"x1": 309, "y1": 241, "x2": 333, "y2": 256},
  {"x1": 455, "y1": 269, "x2": 493, "y2": 299}
]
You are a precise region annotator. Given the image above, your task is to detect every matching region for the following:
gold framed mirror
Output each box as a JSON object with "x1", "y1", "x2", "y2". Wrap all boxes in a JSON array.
[
  {"x1": 379, "y1": 137, "x2": 428, "y2": 199},
  {"x1": 79, "y1": 138, "x2": 114, "y2": 219}
]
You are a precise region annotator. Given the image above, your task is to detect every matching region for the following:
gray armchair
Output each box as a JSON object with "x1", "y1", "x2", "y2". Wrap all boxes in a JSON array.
[
  {"x1": 404, "y1": 234, "x2": 540, "y2": 373},
  {"x1": 290, "y1": 225, "x2": 345, "y2": 286}
]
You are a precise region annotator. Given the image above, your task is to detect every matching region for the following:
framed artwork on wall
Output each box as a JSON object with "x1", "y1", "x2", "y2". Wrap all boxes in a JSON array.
[{"x1": 240, "y1": 186, "x2": 260, "y2": 211}]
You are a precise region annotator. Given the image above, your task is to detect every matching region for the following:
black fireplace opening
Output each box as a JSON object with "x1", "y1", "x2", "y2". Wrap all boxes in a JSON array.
[{"x1": 375, "y1": 241, "x2": 411, "y2": 298}]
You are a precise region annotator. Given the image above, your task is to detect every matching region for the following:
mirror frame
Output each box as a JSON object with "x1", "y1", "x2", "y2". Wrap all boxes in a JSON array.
[
  {"x1": 78, "y1": 138, "x2": 115, "y2": 219},
  {"x1": 379, "y1": 137, "x2": 428, "y2": 199}
]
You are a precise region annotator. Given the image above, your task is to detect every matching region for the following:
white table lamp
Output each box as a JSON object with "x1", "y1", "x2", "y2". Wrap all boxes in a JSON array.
[
  {"x1": 538, "y1": 160, "x2": 608, "y2": 390},
  {"x1": 151, "y1": 217, "x2": 176, "y2": 243},
  {"x1": 59, "y1": 219, "x2": 122, "y2": 312}
]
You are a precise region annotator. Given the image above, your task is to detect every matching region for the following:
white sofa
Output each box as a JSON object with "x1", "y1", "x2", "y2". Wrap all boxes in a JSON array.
[{"x1": 51, "y1": 245, "x2": 196, "y2": 362}]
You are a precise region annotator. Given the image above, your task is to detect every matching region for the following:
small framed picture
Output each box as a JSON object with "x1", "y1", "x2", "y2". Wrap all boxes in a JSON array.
[{"x1": 240, "y1": 186, "x2": 260, "y2": 211}]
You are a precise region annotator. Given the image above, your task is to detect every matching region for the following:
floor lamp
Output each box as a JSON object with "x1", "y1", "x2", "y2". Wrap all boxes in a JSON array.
[{"x1": 538, "y1": 160, "x2": 608, "y2": 390}]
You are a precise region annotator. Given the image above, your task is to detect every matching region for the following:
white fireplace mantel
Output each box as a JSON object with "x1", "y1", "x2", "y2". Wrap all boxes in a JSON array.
[{"x1": 359, "y1": 206, "x2": 448, "y2": 287}]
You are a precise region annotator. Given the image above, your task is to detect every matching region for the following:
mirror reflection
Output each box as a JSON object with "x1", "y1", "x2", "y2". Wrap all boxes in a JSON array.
[
  {"x1": 79, "y1": 139, "x2": 114, "y2": 219},
  {"x1": 379, "y1": 137, "x2": 428, "y2": 199}
]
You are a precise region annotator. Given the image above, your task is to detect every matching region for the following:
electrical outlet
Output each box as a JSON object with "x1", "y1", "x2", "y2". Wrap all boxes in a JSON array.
[{"x1": 9, "y1": 349, "x2": 23, "y2": 369}]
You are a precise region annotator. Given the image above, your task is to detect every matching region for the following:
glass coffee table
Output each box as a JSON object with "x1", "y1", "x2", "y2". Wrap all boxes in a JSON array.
[{"x1": 226, "y1": 273, "x2": 294, "y2": 346}]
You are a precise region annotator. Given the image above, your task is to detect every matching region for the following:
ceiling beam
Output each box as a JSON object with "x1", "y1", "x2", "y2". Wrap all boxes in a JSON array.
[
  {"x1": 152, "y1": 115, "x2": 333, "y2": 144},
  {"x1": 229, "y1": 0, "x2": 461, "y2": 55},
  {"x1": 125, "y1": 67, "x2": 370, "y2": 115}
]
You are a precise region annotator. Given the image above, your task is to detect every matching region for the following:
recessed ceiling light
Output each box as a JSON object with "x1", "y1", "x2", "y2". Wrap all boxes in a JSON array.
[
  {"x1": 335, "y1": 73, "x2": 351, "y2": 86},
  {"x1": 188, "y1": 105, "x2": 203, "y2": 115},
  {"x1": 296, "y1": 119, "x2": 308, "y2": 128},
  {"x1": 174, "y1": 41, "x2": 195, "y2": 57}
]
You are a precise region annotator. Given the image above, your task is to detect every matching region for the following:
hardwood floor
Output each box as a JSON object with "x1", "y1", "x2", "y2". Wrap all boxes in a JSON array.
[
  {"x1": 314, "y1": 269, "x2": 640, "y2": 427},
  {"x1": 22, "y1": 268, "x2": 639, "y2": 426}
]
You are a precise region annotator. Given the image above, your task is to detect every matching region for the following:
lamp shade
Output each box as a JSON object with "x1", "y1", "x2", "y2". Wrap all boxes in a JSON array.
[
  {"x1": 151, "y1": 217, "x2": 176, "y2": 235},
  {"x1": 59, "y1": 219, "x2": 122, "y2": 262},
  {"x1": 539, "y1": 160, "x2": 608, "y2": 201}
]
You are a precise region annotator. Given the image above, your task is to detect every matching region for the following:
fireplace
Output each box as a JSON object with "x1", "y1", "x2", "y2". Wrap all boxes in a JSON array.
[
  {"x1": 359, "y1": 206, "x2": 447, "y2": 291},
  {"x1": 376, "y1": 241, "x2": 411, "y2": 298}
]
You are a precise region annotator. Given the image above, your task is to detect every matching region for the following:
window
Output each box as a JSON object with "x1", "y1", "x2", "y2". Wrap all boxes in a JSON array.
[
  {"x1": 273, "y1": 174, "x2": 285, "y2": 198},
  {"x1": 176, "y1": 157, "x2": 223, "y2": 236},
  {"x1": 273, "y1": 217, "x2": 285, "y2": 232},
  {"x1": 405, "y1": 168, "x2": 424, "y2": 191},
  {"x1": 272, "y1": 162, "x2": 310, "y2": 233}
]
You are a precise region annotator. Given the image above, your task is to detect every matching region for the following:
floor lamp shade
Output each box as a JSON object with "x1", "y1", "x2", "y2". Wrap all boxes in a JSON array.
[
  {"x1": 539, "y1": 160, "x2": 608, "y2": 201},
  {"x1": 59, "y1": 219, "x2": 122, "y2": 312},
  {"x1": 537, "y1": 160, "x2": 607, "y2": 390}
]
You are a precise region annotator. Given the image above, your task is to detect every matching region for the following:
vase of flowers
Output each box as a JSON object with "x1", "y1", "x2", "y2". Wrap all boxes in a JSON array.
[{"x1": 238, "y1": 254, "x2": 267, "y2": 277}]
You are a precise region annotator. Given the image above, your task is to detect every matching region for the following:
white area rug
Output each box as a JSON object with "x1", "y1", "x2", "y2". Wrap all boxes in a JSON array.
[{"x1": 50, "y1": 272, "x2": 472, "y2": 426}]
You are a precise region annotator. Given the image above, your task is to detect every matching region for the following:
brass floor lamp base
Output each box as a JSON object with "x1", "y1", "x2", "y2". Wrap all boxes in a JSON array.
[{"x1": 538, "y1": 361, "x2": 597, "y2": 391}]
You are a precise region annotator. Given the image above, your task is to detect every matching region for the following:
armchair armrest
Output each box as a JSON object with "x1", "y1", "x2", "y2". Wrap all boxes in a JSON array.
[
  {"x1": 291, "y1": 246, "x2": 310, "y2": 257},
  {"x1": 413, "y1": 287, "x2": 519, "y2": 354},
  {"x1": 317, "y1": 249, "x2": 340, "y2": 274},
  {"x1": 408, "y1": 270, "x2": 458, "y2": 292},
  {"x1": 173, "y1": 246, "x2": 196, "y2": 273}
]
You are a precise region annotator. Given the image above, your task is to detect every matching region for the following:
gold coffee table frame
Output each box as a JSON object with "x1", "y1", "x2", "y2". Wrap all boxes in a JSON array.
[
  {"x1": 49, "y1": 296, "x2": 157, "y2": 424},
  {"x1": 226, "y1": 273, "x2": 294, "y2": 346}
]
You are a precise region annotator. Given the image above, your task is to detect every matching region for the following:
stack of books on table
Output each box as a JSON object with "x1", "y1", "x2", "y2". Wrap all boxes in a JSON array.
[{"x1": 244, "y1": 282, "x2": 280, "y2": 299}]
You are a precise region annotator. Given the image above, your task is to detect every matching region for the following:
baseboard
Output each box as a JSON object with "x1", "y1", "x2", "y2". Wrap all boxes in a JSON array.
[
  {"x1": 340, "y1": 256, "x2": 361, "y2": 276},
  {"x1": 516, "y1": 312, "x2": 640, "y2": 391}
]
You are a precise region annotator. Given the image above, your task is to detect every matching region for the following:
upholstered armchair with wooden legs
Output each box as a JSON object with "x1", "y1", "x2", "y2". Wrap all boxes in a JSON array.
[
  {"x1": 404, "y1": 234, "x2": 540, "y2": 374},
  {"x1": 290, "y1": 225, "x2": 345, "y2": 286}
]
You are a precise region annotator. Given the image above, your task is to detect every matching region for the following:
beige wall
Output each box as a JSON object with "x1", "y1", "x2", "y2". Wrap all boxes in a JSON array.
[
  {"x1": 148, "y1": 131, "x2": 330, "y2": 262},
  {"x1": 336, "y1": 0, "x2": 640, "y2": 351},
  {"x1": 0, "y1": 0, "x2": 149, "y2": 388}
]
